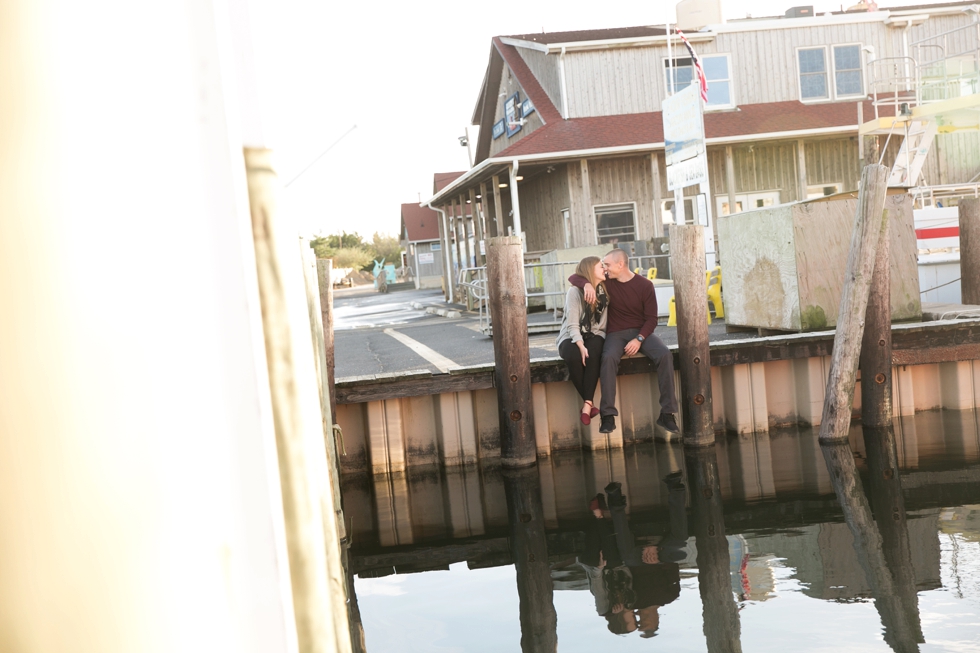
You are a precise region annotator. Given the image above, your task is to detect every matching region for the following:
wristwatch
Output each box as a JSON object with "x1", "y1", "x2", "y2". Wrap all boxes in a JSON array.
[{"x1": 636, "y1": 335, "x2": 645, "y2": 342}]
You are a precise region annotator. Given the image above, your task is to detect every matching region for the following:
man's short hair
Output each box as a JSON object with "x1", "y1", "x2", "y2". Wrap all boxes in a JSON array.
[{"x1": 605, "y1": 248, "x2": 628, "y2": 265}]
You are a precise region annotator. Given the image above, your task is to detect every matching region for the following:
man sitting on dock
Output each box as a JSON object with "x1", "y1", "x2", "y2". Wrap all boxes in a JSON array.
[{"x1": 570, "y1": 249, "x2": 679, "y2": 435}]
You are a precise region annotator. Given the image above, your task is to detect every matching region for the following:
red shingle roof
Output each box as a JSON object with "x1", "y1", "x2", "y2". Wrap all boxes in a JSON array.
[
  {"x1": 493, "y1": 38, "x2": 562, "y2": 124},
  {"x1": 433, "y1": 171, "x2": 465, "y2": 193},
  {"x1": 401, "y1": 203, "x2": 440, "y2": 242},
  {"x1": 495, "y1": 100, "x2": 881, "y2": 157}
]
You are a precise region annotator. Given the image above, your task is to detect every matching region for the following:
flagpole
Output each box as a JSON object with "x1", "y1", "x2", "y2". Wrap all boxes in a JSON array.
[{"x1": 665, "y1": 23, "x2": 674, "y2": 96}]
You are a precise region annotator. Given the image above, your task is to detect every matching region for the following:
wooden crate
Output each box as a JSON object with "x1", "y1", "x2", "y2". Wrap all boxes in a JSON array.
[{"x1": 717, "y1": 190, "x2": 921, "y2": 331}]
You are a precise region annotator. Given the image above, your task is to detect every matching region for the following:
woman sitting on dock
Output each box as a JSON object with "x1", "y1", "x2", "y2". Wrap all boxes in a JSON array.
[{"x1": 557, "y1": 256, "x2": 608, "y2": 425}]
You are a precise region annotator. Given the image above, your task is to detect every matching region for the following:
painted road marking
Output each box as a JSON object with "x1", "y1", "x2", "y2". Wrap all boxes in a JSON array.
[{"x1": 383, "y1": 328, "x2": 459, "y2": 373}]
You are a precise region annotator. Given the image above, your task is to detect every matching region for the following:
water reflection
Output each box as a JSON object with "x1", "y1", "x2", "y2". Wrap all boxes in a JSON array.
[
  {"x1": 687, "y1": 448, "x2": 742, "y2": 653},
  {"x1": 346, "y1": 411, "x2": 980, "y2": 651},
  {"x1": 502, "y1": 468, "x2": 557, "y2": 653}
]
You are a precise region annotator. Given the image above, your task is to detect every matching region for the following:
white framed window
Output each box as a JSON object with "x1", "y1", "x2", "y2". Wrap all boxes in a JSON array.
[
  {"x1": 806, "y1": 183, "x2": 842, "y2": 199},
  {"x1": 797, "y1": 46, "x2": 829, "y2": 101},
  {"x1": 663, "y1": 54, "x2": 734, "y2": 108},
  {"x1": 431, "y1": 242, "x2": 441, "y2": 251},
  {"x1": 833, "y1": 44, "x2": 864, "y2": 98},
  {"x1": 594, "y1": 203, "x2": 637, "y2": 244},
  {"x1": 715, "y1": 190, "x2": 782, "y2": 216},
  {"x1": 661, "y1": 198, "x2": 695, "y2": 224},
  {"x1": 797, "y1": 44, "x2": 865, "y2": 102}
]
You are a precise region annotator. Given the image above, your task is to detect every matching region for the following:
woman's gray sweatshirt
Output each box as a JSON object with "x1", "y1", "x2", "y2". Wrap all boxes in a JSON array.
[{"x1": 556, "y1": 286, "x2": 608, "y2": 346}]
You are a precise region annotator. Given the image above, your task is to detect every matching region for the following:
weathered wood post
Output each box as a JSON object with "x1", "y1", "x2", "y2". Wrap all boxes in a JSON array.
[
  {"x1": 686, "y1": 448, "x2": 742, "y2": 653},
  {"x1": 317, "y1": 258, "x2": 338, "y2": 420},
  {"x1": 487, "y1": 235, "x2": 535, "y2": 467},
  {"x1": 960, "y1": 198, "x2": 980, "y2": 305},
  {"x1": 821, "y1": 442, "x2": 921, "y2": 651},
  {"x1": 860, "y1": 195, "x2": 893, "y2": 428},
  {"x1": 503, "y1": 467, "x2": 558, "y2": 653},
  {"x1": 245, "y1": 148, "x2": 352, "y2": 653},
  {"x1": 818, "y1": 164, "x2": 889, "y2": 443},
  {"x1": 670, "y1": 224, "x2": 714, "y2": 446}
]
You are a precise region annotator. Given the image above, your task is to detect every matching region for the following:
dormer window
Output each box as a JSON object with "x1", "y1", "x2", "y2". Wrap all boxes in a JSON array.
[{"x1": 664, "y1": 54, "x2": 733, "y2": 109}]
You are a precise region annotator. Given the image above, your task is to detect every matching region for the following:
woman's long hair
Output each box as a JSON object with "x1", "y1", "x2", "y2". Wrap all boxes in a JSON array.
[{"x1": 574, "y1": 256, "x2": 604, "y2": 291}]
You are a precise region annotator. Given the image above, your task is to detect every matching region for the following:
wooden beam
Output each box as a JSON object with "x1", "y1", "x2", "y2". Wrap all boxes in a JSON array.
[
  {"x1": 469, "y1": 187, "x2": 485, "y2": 267},
  {"x1": 725, "y1": 145, "x2": 738, "y2": 216},
  {"x1": 580, "y1": 160, "x2": 593, "y2": 244},
  {"x1": 797, "y1": 139, "x2": 808, "y2": 201},
  {"x1": 492, "y1": 174, "x2": 504, "y2": 237},
  {"x1": 460, "y1": 193, "x2": 473, "y2": 268},
  {"x1": 818, "y1": 164, "x2": 889, "y2": 443},
  {"x1": 487, "y1": 236, "x2": 535, "y2": 467},
  {"x1": 960, "y1": 199, "x2": 980, "y2": 305},
  {"x1": 671, "y1": 225, "x2": 714, "y2": 446},
  {"x1": 651, "y1": 152, "x2": 664, "y2": 238},
  {"x1": 437, "y1": 205, "x2": 454, "y2": 302},
  {"x1": 860, "y1": 200, "x2": 893, "y2": 428}
]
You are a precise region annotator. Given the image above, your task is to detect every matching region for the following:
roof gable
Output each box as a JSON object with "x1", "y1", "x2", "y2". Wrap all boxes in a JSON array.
[{"x1": 400, "y1": 203, "x2": 440, "y2": 242}]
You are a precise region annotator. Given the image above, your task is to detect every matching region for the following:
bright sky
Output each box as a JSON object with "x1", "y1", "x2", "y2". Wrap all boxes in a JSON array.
[{"x1": 248, "y1": 0, "x2": 927, "y2": 240}]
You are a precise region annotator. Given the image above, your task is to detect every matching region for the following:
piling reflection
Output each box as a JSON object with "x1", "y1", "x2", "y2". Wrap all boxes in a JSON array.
[
  {"x1": 503, "y1": 467, "x2": 558, "y2": 653},
  {"x1": 863, "y1": 427, "x2": 925, "y2": 644},
  {"x1": 346, "y1": 413, "x2": 980, "y2": 651},
  {"x1": 821, "y1": 437, "x2": 921, "y2": 653},
  {"x1": 687, "y1": 448, "x2": 742, "y2": 653}
]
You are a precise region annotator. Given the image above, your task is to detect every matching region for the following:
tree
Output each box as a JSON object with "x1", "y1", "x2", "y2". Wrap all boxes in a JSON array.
[
  {"x1": 370, "y1": 232, "x2": 402, "y2": 265},
  {"x1": 330, "y1": 247, "x2": 373, "y2": 271}
]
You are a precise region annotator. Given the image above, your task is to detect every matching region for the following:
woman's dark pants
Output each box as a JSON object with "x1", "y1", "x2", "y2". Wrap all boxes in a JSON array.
[{"x1": 559, "y1": 336, "x2": 605, "y2": 403}]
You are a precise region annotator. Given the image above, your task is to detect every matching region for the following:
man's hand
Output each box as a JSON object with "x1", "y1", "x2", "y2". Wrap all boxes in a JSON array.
[
  {"x1": 577, "y1": 341, "x2": 589, "y2": 366},
  {"x1": 624, "y1": 337, "x2": 641, "y2": 356},
  {"x1": 583, "y1": 282, "x2": 596, "y2": 304}
]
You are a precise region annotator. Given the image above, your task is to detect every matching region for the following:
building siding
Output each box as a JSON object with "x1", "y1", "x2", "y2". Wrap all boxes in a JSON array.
[
  {"x1": 516, "y1": 48, "x2": 563, "y2": 116},
  {"x1": 519, "y1": 165, "x2": 571, "y2": 251},
  {"x1": 489, "y1": 64, "x2": 546, "y2": 158}
]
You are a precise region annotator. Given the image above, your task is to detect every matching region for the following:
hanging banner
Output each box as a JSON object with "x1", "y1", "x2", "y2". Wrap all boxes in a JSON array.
[{"x1": 662, "y1": 83, "x2": 705, "y2": 166}]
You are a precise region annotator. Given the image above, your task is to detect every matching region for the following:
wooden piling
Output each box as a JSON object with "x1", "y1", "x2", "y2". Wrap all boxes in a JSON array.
[
  {"x1": 860, "y1": 199, "x2": 892, "y2": 428},
  {"x1": 503, "y1": 467, "x2": 558, "y2": 652},
  {"x1": 487, "y1": 236, "x2": 535, "y2": 467},
  {"x1": 818, "y1": 164, "x2": 889, "y2": 443},
  {"x1": 670, "y1": 224, "x2": 714, "y2": 446},
  {"x1": 960, "y1": 198, "x2": 980, "y2": 305},
  {"x1": 317, "y1": 258, "x2": 338, "y2": 420},
  {"x1": 244, "y1": 148, "x2": 352, "y2": 653}
]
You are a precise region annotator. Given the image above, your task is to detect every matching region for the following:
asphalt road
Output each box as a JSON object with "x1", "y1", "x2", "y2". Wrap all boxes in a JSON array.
[{"x1": 333, "y1": 285, "x2": 755, "y2": 379}]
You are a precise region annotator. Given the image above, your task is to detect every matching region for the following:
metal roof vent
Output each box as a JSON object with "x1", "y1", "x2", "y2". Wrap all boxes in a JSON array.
[{"x1": 785, "y1": 5, "x2": 815, "y2": 17}]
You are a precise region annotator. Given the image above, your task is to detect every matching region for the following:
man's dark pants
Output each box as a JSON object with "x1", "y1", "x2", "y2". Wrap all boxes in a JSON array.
[{"x1": 599, "y1": 328, "x2": 678, "y2": 417}]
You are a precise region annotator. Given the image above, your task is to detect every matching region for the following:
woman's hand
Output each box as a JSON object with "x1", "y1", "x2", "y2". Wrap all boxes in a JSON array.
[
  {"x1": 583, "y1": 282, "x2": 596, "y2": 304},
  {"x1": 577, "y1": 340, "x2": 588, "y2": 366}
]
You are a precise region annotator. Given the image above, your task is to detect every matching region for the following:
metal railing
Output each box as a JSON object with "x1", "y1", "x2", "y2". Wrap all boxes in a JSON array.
[
  {"x1": 911, "y1": 182, "x2": 980, "y2": 208},
  {"x1": 454, "y1": 253, "x2": 676, "y2": 335},
  {"x1": 868, "y1": 20, "x2": 980, "y2": 120}
]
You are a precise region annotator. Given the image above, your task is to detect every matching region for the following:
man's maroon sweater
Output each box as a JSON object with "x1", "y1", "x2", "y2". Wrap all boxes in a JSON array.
[{"x1": 569, "y1": 273, "x2": 659, "y2": 338}]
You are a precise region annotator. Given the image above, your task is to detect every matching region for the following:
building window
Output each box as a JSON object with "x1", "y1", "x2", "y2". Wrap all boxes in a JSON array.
[
  {"x1": 661, "y1": 198, "x2": 695, "y2": 224},
  {"x1": 664, "y1": 54, "x2": 733, "y2": 108},
  {"x1": 798, "y1": 45, "x2": 864, "y2": 101},
  {"x1": 806, "y1": 183, "x2": 842, "y2": 199},
  {"x1": 833, "y1": 44, "x2": 864, "y2": 97},
  {"x1": 798, "y1": 47, "x2": 829, "y2": 100},
  {"x1": 594, "y1": 204, "x2": 637, "y2": 244},
  {"x1": 431, "y1": 242, "x2": 441, "y2": 251}
]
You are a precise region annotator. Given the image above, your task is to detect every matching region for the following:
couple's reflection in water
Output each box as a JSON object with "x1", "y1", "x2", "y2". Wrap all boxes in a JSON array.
[
  {"x1": 577, "y1": 474, "x2": 684, "y2": 638},
  {"x1": 348, "y1": 425, "x2": 934, "y2": 652},
  {"x1": 502, "y1": 451, "x2": 742, "y2": 652}
]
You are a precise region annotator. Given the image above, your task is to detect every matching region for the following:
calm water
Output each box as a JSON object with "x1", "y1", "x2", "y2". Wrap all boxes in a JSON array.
[{"x1": 341, "y1": 411, "x2": 980, "y2": 652}]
